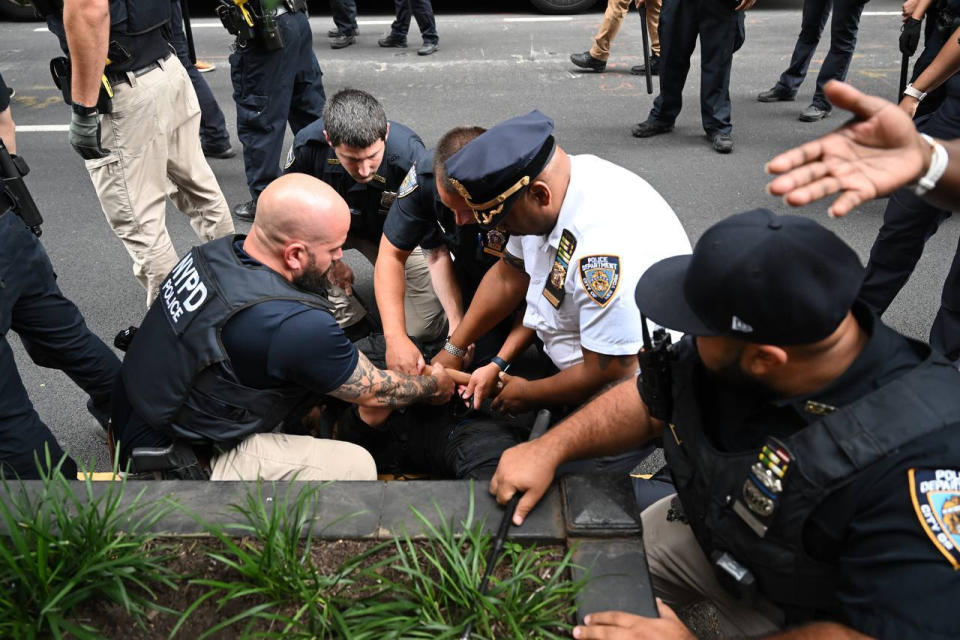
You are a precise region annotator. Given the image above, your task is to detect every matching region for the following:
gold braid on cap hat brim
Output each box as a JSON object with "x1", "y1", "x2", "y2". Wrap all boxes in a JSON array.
[{"x1": 449, "y1": 176, "x2": 531, "y2": 226}]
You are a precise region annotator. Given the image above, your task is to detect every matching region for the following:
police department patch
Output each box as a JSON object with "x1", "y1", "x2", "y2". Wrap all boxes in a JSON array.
[
  {"x1": 909, "y1": 468, "x2": 960, "y2": 569},
  {"x1": 578, "y1": 255, "x2": 621, "y2": 307},
  {"x1": 398, "y1": 165, "x2": 419, "y2": 198}
]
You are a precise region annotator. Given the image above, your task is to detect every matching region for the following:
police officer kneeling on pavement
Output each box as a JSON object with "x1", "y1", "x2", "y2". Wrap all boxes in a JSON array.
[
  {"x1": 284, "y1": 88, "x2": 445, "y2": 345},
  {"x1": 491, "y1": 209, "x2": 960, "y2": 640},
  {"x1": 110, "y1": 173, "x2": 455, "y2": 481}
]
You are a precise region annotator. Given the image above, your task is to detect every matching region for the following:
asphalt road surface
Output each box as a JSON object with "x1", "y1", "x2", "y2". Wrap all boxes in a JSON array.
[{"x1": 1, "y1": 0, "x2": 940, "y2": 472}]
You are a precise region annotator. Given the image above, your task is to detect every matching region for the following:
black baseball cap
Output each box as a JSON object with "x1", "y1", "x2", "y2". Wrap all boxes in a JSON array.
[
  {"x1": 443, "y1": 110, "x2": 556, "y2": 229},
  {"x1": 634, "y1": 209, "x2": 865, "y2": 345}
]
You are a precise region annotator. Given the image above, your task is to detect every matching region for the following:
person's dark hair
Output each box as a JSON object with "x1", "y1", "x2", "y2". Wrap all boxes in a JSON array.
[
  {"x1": 323, "y1": 89, "x2": 388, "y2": 148},
  {"x1": 433, "y1": 126, "x2": 486, "y2": 189}
]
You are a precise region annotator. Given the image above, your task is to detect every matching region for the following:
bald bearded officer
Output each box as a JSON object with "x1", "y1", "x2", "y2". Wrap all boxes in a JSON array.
[
  {"x1": 433, "y1": 111, "x2": 691, "y2": 416},
  {"x1": 112, "y1": 174, "x2": 455, "y2": 481}
]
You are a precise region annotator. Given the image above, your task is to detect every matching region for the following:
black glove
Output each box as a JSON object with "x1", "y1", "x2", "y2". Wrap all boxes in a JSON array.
[
  {"x1": 900, "y1": 17, "x2": 923, "y2": 56},
  {"x1": 69, "y1": 108, "x2": 111, "y2": 160}
]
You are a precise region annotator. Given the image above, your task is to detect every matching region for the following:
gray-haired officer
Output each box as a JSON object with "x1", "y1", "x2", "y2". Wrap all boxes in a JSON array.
[
  {"x1": 432, "y1": 110, "x2": 691, "y2": 419},
  {"x1": 492, "y1": 209, "x2": 960, "y2": 639},
  {"x1": 284, "y1": 89, "x2": 444, "y2": 344},
  {"x1": 223, "y1": 0, "x2": 326, "y2": 222}
]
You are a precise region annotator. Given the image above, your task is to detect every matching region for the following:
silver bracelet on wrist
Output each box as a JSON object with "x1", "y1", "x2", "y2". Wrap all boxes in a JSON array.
[{"x1": 443, "y1": 339, "x2": 467, "y2": 359}]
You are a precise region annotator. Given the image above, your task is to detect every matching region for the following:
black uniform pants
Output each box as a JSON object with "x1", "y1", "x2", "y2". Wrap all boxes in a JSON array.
[
  {"x1": 230, "y1": 10, "x2": 326, "y2": 200},
  {"x1": 773, "y1": 0, "x2": 868, "y2": 109},
  {"x1": 170, "y1": 0, "x2": 230, "y2": 151},
  {"x1": 0, "y1": 212, "x2": 121, "y2": 479},
  {"x1": 859, "y1": 73, "x2": 960, "y2": 360},
  {"x1": 389, "y1": 0, "x2": 438, "y2": 44},
  {"x1": 648, "y1": 0, "x2": 744, "y2": 135},
  {"x1": 331, "y1": 0, "x2": 359, "y2": 35}
]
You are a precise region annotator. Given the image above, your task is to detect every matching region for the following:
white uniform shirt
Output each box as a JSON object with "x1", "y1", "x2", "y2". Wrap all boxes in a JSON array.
[{"x1": 505, "y1": 154, "x2": 691, "y2": 370}]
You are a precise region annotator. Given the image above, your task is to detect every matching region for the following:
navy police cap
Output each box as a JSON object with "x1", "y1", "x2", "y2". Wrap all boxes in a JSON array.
[
  {"x1": 444, "y1": 110, "x2": 556, "y2": 229},
  {"x1": 635, "y1": 208, "x2": 865, "y2": 345}
]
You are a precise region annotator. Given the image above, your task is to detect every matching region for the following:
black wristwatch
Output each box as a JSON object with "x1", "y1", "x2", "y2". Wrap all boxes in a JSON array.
[
  {"x1": 72, "y1": 103, "x2": 99, "y2": 117},
  {"x1": 491, "y1": 356, "x2": 511, "y2": 373}
]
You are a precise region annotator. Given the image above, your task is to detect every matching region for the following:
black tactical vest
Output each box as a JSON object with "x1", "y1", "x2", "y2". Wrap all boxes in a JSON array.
[
  {"x1": 37, "y1": 0, "x2": 170, "y2": 72},
  {"x1": 122, "y1": 236, "x2": 335, "y2": 445},
  {"x1": 106, "y1": 0, "x2": 171, "y2": 73},
  {"x1": 662, "y1": 339, "x2": 960, "y2": 618}
]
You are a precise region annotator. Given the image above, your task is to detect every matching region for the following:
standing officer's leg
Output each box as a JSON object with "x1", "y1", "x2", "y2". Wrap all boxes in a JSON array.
[
  {"x1": 807, "y1": 0, "x2": 868, "y2": 115},
  {"x1": 409, "y1": 0, "x2": 439, "y2": 48},
  {"x1": 766, "y1": 0, "x2": 830, "y2": 99},
  {"x1": 859, "y1": 191, "x2": 947, "y2": 315},
  {"x1": 86, "y1": 69, "x2": 181, "y2": 305},
  {"x1": 0, "y1": 214, "x2": 114, "y2": 478},
  {"x1": 287, "y1": 11, "x2": 326, "y2": 135},
  {"x1": 930, "y1": 235, "x2": 960, "y2": 360},
  {"x1": 169, "y1": 0, "x2": 231, "y2": 153},
  {"x1": 860, "y1": 81, "x2": 960, "y2": 320},
  {"x1": 163, "y1": 57, "x2": 235, "y2": 242},
  {"x1": 388, "y1": 0, "x2": 413, "y2": 42},
  {"x1": 231, "y1": 39, "x2": 291, "y2": 204},
  {"x1": 331, "y1": 0, "x2": 359, "y2": 36},
  {"x1": 647, "y1": 0, "x2": 663, "y2": 58},
  {"x1": 646, "y1": 0, "x2": 699, "y2": 127},
  {"x1": 698, "y1": 0, "x2": 740, "y2": 138},
  {"x1": 0, "y1": 337, "x2": 75, "y2": 479},
  {"x1": 589, "y1": 0, "x2": 632, "y2": 63}
]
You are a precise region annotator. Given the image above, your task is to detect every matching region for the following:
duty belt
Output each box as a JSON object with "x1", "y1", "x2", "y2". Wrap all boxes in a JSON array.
[{"x1": 106, "y1": 52, "x2": 172, "y2": 86}]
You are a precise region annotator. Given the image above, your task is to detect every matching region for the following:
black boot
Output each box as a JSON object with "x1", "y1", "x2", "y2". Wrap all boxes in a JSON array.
[
  {"x1": 630, "y1": 54, "x2": 660, "y2": 76},
  {"x1": 233, "y1": 199, "x2": 257, "y2": 222}
]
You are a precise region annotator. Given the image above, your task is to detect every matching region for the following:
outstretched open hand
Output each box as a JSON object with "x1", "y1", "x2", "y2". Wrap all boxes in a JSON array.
[{"x1": 766, "y1": 81, "x2": 930, "y2": 217}]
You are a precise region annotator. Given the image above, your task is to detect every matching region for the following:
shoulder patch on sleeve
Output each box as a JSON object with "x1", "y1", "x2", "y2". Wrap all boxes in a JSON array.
[
  {"x1": 283, "y1": 144, "x2": 296, "y2": 170},
  {"x1": 578, "y1": 255, "x2": 621, "y2": 307},
  {"x1": 398, "y1": 164, "x2": 420, "y2": 198},
  {"x1": 909, "y1": 468, "x2": 960, "y2": 569}
]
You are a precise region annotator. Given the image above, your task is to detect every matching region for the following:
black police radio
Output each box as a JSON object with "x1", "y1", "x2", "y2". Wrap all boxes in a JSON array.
[
  {"x1": 0, "y1": 140, "x2": 44, "y2": 237},
  {"x1": 638, "y1": 314, "x2": 673, "y2": 422}
]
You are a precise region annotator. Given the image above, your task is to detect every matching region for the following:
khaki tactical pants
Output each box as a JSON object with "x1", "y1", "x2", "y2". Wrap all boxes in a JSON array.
[
  {"x1": 641, "y1": 495, "x2": 784, "y2": 637},
  {"x1": 210, "y1": 433, "x2": 377, "y2": 481},
  {"x1": 331, "y1": 246, "x2": 446, "y2": 343},
  {"x1": 85, "y1": 55, "x2": 234, "y2": 306},
  {"x1": 590, "y1": 0, "x2": 662, "y2": 61}
]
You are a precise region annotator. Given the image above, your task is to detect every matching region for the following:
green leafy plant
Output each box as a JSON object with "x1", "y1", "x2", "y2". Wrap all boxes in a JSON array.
[
  {"x1": 173, "y1": 480, "x2": 383, "y2": 639},
  {"x1": 0, "y1": 450, "x2": 176, "y2": 640},
  {"x1": 367, "y1": 491, "x2": 587, "y2": 639},
  {"x1": 178, "y1": 482, "x2": 587, "y2": 639}
]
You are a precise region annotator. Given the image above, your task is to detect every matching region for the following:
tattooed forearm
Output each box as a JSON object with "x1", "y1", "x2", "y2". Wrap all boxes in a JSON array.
[
  {"x1": 329, "y1": 351, "x2": 439, "y2": 408},
  {"x1": 502, "y1": 251, "x2": 525, "y2": 271}
]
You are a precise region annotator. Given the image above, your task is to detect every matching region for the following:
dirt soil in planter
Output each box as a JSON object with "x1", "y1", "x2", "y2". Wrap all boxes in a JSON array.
[{"x1": 69, "y1": 538, "x2": 570, "y2": 639}]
